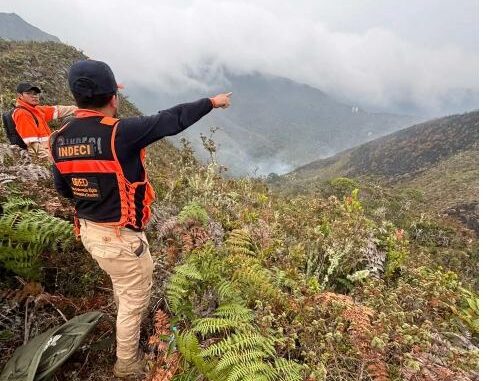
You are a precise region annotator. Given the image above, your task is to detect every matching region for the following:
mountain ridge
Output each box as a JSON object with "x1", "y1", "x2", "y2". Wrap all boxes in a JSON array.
[
  {"x1": 129, "y1": 71, "x2": 422, "y2": 176},
  {"x1": 0, "y1": 12, "x2": 423, "y2": 177},
  {"x1": 285, "y1": 111, "x2": 478, "y2": 180},
  {"x1": 0, "y1": 13, "x2": 60, "y2": 42},
  {"x1": 270, "y1": 110, "x2": 479, "y2": 231}
]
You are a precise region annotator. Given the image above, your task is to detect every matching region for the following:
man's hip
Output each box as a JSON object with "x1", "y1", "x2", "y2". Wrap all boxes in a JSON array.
[{"x1": 79, "y1": 218, "x2": 154, "y2": 291}]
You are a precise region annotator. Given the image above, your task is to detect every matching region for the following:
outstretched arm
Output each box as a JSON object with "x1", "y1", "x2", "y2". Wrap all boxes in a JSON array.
[
  {"x1": 56, "y1": 105, "x2": 78, "y2": 119},
  {"x1": 38, "y1": 105, "x2": 77, "y2": 122},
  {"x1": 117, "y1": 93, "x2": 232, "y2": 151}
]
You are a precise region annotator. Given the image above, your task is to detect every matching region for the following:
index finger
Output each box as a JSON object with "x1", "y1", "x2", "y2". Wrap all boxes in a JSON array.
[{"x1": 225, "y1": 92, "x2": 233, "y2": 97}]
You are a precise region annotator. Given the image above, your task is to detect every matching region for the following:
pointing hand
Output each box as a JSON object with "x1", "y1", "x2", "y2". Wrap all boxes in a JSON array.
[{"x1": 211, "y1": 92, "x2": 232, "y2": 109}]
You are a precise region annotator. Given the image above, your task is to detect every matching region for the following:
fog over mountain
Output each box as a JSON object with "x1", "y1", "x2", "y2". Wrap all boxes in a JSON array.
[
  {"x1": 1, "y1": 1, "x2": 478, "y2": 117},
  {"x1": 0, "y1": 3, "x2": 478, "y2": 175},
  {"x1": 128, "y1": 71, "x2": 420, "y2": 176}
]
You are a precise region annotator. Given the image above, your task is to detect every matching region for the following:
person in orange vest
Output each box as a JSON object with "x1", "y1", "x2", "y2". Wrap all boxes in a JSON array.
[
  {"x1": 14, "y1": 82, "x2": 77, "y2": 158},
  {"x1": 50, "y1": 60, "x2": 231, "y2": 378}
]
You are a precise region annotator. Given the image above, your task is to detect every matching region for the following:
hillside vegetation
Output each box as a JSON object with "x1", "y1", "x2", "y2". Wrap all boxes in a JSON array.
[
  {"x1": 0, "y1": 40, "x2": 139, "y2": 120},
  {"x1": 0, "y1": 41, "x2": 479, "y2": 381},
  {"x1": 271, "y1": 112, "x2": 479, "y2": 232}
]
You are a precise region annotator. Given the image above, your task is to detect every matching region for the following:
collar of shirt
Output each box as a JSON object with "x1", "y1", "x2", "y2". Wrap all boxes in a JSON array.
[{"x1": 16, "y1": 98, "x2": 38, "y2": 112}]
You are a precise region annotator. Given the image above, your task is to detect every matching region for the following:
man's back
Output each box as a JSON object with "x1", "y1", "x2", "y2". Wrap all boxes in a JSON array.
[{"x1": 51, "y1": 97, "x2": 214, "y2": 228}]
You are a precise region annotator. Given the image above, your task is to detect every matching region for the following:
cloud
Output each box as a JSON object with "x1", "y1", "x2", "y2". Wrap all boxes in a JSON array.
[{"x1": 1, "y1": 0, "x2": 478, "y2": 115}]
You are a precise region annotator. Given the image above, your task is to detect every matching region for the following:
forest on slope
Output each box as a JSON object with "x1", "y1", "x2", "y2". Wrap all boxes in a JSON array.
[
  {"x1": 271, "y1": 112, "x2": 479, "y2": 233},
  {"x1": 0, "y1": 41, "x2": 479, "y2": 381}
]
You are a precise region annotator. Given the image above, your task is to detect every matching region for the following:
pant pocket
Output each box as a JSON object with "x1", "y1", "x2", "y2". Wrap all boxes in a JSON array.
[
  {"x1": 80, "y1": 223, "x2": 122, "y2": 259},
  {"x1": 133, "y1": 238, "x2": 145, "y2": 257},
  {"x1": 120, "y1": 234, "x2": 149, "y2": 258}
]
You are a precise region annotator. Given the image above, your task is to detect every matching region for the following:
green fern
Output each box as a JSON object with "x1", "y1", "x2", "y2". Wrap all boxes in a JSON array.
[
  {"x1": 213, "y1": 303, "x2": 254, "y2": 321},
  {"x1": 217, "y1": 279, "x2": 243, "y2": 302},
  {"x1": 187, "y1": 300, "x2": 302, "y2": 381},
  {"x1": 196, "y1": 246, "x2": 226, "y2": 283},
  {"x1": 166, "y1": 262, "x2": 203, "y2": 317},
  {"x1": 227, "y1": 361, "x2": 276, "y2": 381},
  {"x1": 191, "y1": 301, "x2": 254, "y2": 338},
  {"x1": 232, "y1": 263, "x2": 285, "y2": 304},
  {"x1": 226, "y1": 229, "x2": 257, "y2": 257},
  {"x1": 274, "y1": 358, "x2": 303, "y2": 381},
  {"x1": 200, "y1": 332, "x2": 276, "y2": 358},
  {"x1": 192, "y1": 317, "x2": 252, "y2": 336},
  {"x1": 180, "y1": 322, "x2": 303, "y2": 381},
  {"x1": 216, "y1": 349, "x2": 269, "y2": 372},
  {"x1": 0, "y1": 197, "x2": 73, "y2": 280},
  {"x1": 178, "y1": 201, "x2": 209, "y2": 226},
  {"x1": 176, "y1": 331, "x2": 221, "y2": 380},
  {"x1": 174, "y1": 262, "x2": 204, "y2": 281},
  {"x1": 241, "y1": 375, "x2": 269, "y2": 381},
  {"x1": 168, "y1": 243, "x2": 304, "y2": 381},
  {"x1": 2, "y1": 197, "x2": 37, "y2": 213}
]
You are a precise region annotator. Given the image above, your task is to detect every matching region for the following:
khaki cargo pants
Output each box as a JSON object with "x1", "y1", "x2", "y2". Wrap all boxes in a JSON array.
[{"x1": 79, "y1": 219, "x2": 154, "y2": 360}]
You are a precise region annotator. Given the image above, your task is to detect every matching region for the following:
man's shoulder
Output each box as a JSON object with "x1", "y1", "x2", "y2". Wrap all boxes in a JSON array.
[
  {"x1": 35, "y1": 105, "x2": 55, "y2": 113},
  {"x1": 118, "y1": 115, "x2": 145, "y2": 124},
  {"x1": 14, "y1": 104, "x2": 48, "y2": 114},
  {"x1": 117, "y1": 115, "x2": 152, "y2": 131},
  {"x1": 12, "y1": 106, "x2": 32, "y2": 119},
  {"x1": 13, "y1": 106, "x2": 41, "y2": 120},
  {"x1": 114, "y1": 115, "x2": 157, "y2": 151},
  {"x1": 116, "y1": 116, "x2": 145, "y2": 136}
]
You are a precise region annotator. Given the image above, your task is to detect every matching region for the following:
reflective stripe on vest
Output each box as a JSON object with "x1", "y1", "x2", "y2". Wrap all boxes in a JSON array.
[{"x1": 50, "y1": 116, "x2": 155, "y2": 230}]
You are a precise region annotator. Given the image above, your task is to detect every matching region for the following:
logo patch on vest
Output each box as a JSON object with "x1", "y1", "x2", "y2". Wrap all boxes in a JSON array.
[
  {"x1": 70, "y1": 176, "x2": 101, "y2": 200},
  {"x1": 57, "y1": 143, "x2": 95, "y2": 159}
]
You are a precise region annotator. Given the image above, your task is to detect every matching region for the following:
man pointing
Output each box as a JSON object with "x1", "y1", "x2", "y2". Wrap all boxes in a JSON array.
[{"x1": 50, "y1": 59, "x2": 231, "y2": 377}]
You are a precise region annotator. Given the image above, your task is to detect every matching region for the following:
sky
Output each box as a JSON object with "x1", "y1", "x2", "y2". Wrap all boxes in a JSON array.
[{"x1": 0, "y1": 0, "x2": 479, "y2": 116}]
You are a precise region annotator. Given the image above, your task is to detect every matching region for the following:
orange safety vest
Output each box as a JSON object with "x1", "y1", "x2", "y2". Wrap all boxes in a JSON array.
[
  {"x1": 14, "y1": 98, "x2": 57, "y2": 144},
  {"x1": 50, "y1": 111, "x2": 155, "y2": 235}
]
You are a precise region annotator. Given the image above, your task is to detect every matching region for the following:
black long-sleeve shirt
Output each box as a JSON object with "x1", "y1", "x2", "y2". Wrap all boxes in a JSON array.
[{"x1": 53, "y1": 98, "x2": 213, "y2": 198}]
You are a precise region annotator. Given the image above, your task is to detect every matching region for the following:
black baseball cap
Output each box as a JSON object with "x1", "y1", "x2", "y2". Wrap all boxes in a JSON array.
[
  {"x1": 16, "y1": 83, "x2": 41, "y2": 94},
  {"x1": 68, "y1": 59, "x2": 121, "y2": 97}
]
